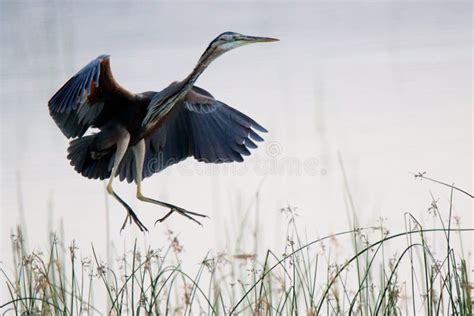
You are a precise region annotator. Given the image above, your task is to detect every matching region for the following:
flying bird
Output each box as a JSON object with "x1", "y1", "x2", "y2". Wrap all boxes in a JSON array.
[{"x1": 48, "y1": 32, "x2": 278, "y2": 231}]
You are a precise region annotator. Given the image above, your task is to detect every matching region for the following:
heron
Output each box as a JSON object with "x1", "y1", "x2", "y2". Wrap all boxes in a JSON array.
[{"x1": 48, "y1": 32, "x2": 278, "y2": 232}]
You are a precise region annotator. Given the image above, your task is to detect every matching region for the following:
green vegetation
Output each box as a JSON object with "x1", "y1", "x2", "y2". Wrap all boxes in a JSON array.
[{"x1": 1, "y1": 175, "x2": 472, "y2": 315}]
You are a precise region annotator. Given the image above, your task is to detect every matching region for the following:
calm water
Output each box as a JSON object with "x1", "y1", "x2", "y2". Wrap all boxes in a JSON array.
[{"x1": 1, "y1": 0, "x2": 472, "y2": 300}]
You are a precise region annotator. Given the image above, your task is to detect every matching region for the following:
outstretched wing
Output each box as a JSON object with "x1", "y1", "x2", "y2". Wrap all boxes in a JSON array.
[
  {"x1": 48, "y1": 55, "x2": 134, "y2": 138},
  {"x1": 142, "y1": 86, "x2": 266, "y2": 179}
]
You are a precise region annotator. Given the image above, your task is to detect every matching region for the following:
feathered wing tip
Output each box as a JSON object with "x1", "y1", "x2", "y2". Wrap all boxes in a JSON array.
[
  {"x1": 48, "y1": 56, "x2": 107, "y2": 139},
  {"x1": 66, "y1": 135, "x2": 113, "y2": 180},
  {"x1": 187, "y1": 102, "x2": 268, "y2": 164}
]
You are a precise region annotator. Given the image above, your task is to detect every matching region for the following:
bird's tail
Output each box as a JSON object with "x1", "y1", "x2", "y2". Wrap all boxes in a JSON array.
[{"x1": 67, "y1": 135, "x2": 114, "y2": 180}]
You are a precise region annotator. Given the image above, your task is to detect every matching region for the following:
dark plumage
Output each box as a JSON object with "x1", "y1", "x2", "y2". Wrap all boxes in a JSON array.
[{"x1": 48, "y1": 32, "x2": 278, "y2": 231}]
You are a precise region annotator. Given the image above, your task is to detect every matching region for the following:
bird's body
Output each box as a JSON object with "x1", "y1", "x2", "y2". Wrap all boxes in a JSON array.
[{"x1": 48, "y1": 32, "x2": 278, "y2": 231}]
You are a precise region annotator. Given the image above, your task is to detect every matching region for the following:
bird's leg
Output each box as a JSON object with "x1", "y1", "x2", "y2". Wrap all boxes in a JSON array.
[
  {"x1": 106, "y1": 129, "x2": 148, "y2": 232},
  {"x1": 132, "y1": 140, "x2": 208, "y2": 226}
]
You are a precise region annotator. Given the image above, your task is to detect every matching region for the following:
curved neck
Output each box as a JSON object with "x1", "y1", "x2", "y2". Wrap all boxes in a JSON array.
[
  {"x1": 142, "y1": 45, "x2": 222, "y2": 128},
  {"x1": 179, "y1": 46, "x2": 221, "y2": 96}
]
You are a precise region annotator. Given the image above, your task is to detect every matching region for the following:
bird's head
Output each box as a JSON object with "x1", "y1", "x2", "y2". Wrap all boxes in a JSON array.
[
  {"x1": 197, "y1": 32, "x2": 279, "y2": 65},
  {"x1": 210, "y1": 31, "x2": 279, "y2": 52}
]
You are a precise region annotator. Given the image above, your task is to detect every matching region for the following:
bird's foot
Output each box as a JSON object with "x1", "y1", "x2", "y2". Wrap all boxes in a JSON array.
[
  {"x1": 121, "y1": 208, "x2": 148, "y2": 233},
  {"x1": 155, "y1": 205, "x2": 208, "y2": 226},
  {"x1": 110, "y1": 190, "x2": 148, "y2": 232}
]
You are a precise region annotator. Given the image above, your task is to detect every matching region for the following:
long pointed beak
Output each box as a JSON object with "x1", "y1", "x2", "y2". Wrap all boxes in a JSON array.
[{"x1": 242, "y1": 35, "x2": 280, "y2": 43}]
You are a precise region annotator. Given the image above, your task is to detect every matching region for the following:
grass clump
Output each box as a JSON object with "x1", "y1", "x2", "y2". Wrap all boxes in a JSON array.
[{"x1": 1, "y1": 175, "x2": 472, "y2": 315}]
